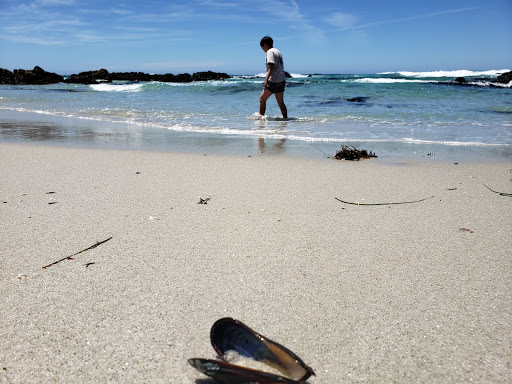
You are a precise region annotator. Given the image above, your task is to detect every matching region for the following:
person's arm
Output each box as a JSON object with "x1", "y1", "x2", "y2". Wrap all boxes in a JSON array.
[{"x1": 264, "y1": 63, "x2": 275, "y2": 88}]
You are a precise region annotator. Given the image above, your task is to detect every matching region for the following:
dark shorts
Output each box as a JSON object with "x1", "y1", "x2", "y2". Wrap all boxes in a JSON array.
[{"x1": 266, "y1": 81, "x2": 286, "y2": 94}]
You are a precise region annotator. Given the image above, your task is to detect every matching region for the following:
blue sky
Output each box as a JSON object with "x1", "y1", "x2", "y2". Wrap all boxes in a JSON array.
[{"x1": 0, "y1": 0, "x2": 510, "y2": 75}]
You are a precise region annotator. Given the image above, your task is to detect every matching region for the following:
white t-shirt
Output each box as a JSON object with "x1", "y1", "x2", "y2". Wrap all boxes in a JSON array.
[{"x1": 265, "y1": 48, "x2": 286, "y2": 83}]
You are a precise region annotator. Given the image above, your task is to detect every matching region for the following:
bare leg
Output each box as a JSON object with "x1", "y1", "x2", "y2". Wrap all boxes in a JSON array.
[
  {"x1": 275, "y1": 92, "x2": 287, "y2": 119},
  {"x1": 259, "y1": 88, "x2": 272, "y2": 116}
]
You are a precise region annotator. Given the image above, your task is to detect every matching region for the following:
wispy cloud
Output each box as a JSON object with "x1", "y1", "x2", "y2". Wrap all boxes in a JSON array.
[
  {"x1": 78, "y1": 8, "x2": 132, "y2": 16},
  {"x1": 0, "y1": 0, "x2": 328, "y2": 48},
  {"x1": 137, "y1": 59, "x2": 226, "y2": 72},
  {"x1": 0, "y1": 1, "x2": 193, "y2": 46},
  {"x1": 196, "y1": 0, "x2": 241, "y2": 7},
  {"x1": 35, "y1": 0, "x2": 75, "y2": 5},
  {"x1": 2, "y1": 35, "x2": 68, "y2": 46},
  {"x1": 4, "y1": 18, "x2": 87, "y2": 33},
  {"x1": 257, "y1": 0, "x2": 325, "y2": 42},
  {"x1": 325, "y1": 13, "x2": 359, "y2": 29},
  {"x1": 340, "y1": 7, "x2": 479, "y2": 30}
]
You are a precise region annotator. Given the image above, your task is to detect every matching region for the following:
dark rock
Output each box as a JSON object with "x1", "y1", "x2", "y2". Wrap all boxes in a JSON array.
[
  {"x1": 1, "y1": 67, "x2": 233, "y2": 85},
  {"x1": 347, "y1": 96, "x2": 369, "y2": 102},
  {"x1": 64, "y1": 69, "x2": 229, "y2": 83},
  {"x1": 455, "y1": 77, "x2": 467, "y2": 84},
  {"x1": 174, "y1": 73, "x2": 193, "y2": 82},
  {"x1": 285, "y1": 71, "x2": 292, "y2": 78},
  {"x1": 64, "y1": 69, "x2": 111, "y2": 84},
  {"x1": 0, "y1": 66, "x2": 63, "y2": 85},
  {"x1": 0, "y1": 68, "x2": 14, "y2": 84},
  {"x1": 496, "y1": 71, "x2": 512, "y2": 84},
  {"x1": 192, "y1": 71, "x2": 230, "y2": 81},
  {"x1": 151, "y1": 73, "x2": 178, "y2": 82},
  {"x1": 109, "y1": 72, "x2": 152, "y2": 82}
]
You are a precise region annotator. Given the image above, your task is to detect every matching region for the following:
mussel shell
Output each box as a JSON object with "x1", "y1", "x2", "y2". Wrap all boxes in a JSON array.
[
  {"x1": 188, "y1": 358, "x2": 301, "y2": 384},
  {"x1": 210, "y1": 318, "x2": 315, "y2": 382}
]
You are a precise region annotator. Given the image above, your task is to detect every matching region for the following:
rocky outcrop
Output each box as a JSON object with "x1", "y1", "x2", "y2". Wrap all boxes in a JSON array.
[
  {"x1": 0, "y1": 66, "x2": 232, "y2": 85},
  {"x1": 192, "y1": 71, "x2": 230, "y2": 81},
  {"x1": 496, "y1": 71, "x2": 512, "y2": 84},
  {"x1": 448, "y1": 72, "x2": 512, "y2": 87},
  {"x1": 108, "y1": 72, "x2": 152, "y2": 82},
  {"x1": 0, "y1": 68, "x2": 14, "y2": 84},
  {"x1": 64, "y1": 69, "x2": 110, "y2": 84},
  {"x1": 64, "y1": 69, "x2": 230, "y2": 84},
  {"x1": 0, "y1": 66, "x2": 64, "y2": 85}
]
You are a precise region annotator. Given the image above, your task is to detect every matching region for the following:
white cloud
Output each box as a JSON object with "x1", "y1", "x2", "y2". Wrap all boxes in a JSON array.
[{"x1": 325, "y1": 12, "x2": 359, "y2": 29}]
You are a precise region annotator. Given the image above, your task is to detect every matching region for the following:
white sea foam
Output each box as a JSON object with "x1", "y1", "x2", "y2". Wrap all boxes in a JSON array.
[
  {"x1": 3, "y1": 106, "x2": 509, "y2": 148},
  {"x1": 478, "y1": 80, "x2": 512, "y2": 88},
  {"x1": 253, "y1": 72, "x2": 307, "y2": 78},
  {"x1": 289, "y1": 73, "x2": 308, "y2": 78},
  {"x1": 400, "y1": 138, "x2": 508, "y2": 147},
  {"x1": 347, "y1": 78, "x2": 435, "y2": 84},
  {"x1": 379, "y1": 69, "x2": 511, "y2": 78},
  {"x1": 90, "y1": 83, "x2": 144, "y2": 92}
]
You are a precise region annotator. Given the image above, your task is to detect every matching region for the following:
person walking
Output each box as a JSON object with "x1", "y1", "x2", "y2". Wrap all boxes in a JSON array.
[{"x1": 259, "y1": 36, "x2": 288, "y2": 119}]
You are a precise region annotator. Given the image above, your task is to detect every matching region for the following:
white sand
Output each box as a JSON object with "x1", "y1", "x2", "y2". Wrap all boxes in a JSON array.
[{"x1": 1, "y1": 143, "x2": 510, "y2": 383}]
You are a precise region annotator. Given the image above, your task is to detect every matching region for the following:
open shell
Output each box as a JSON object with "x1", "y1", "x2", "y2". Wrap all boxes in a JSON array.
[
  {"x1": 189, "y1": 317, "x2": 315, "y2": 383},
  {"x1": 188, "y1": 358, "x2": 303, "y2": 384}
]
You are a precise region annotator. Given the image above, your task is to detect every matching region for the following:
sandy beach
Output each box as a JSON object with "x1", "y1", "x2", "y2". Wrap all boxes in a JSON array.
[{"x1": 1, "y1": 142, "x2": 510, "y2": 383}]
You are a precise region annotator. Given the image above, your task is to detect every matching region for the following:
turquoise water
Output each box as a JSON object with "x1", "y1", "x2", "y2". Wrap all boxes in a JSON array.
[{"x1": 1, "y1": 70, "x2": 511, "y2": 159}]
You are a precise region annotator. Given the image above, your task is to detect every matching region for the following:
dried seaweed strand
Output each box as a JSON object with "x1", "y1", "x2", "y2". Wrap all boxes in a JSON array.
[
  {"x1": 483, "y1": 184, "x2": 512, "y2": 197},
  {"x1": 335, "y1": 196, "x2": 434, "y2": 206},
  {"x1": 42, "y1": 237, "x2": 112, "y2": 269}
]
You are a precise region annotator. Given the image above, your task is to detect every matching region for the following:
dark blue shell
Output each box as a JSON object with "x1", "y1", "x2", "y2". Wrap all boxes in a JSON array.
[
  {"x1": 188, "y1": 358, "x2": 301, "y2": 384},
  {"x1": 210, "y1": 318, "x2": 315, "y2": 382}
]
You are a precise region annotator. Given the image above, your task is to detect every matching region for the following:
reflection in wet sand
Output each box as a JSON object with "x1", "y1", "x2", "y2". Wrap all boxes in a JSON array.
[
  {"x1": 255, "y1": 119, "x2": 288, "y2": 154},
  {"x1": 0, "y1": 121, "x2": 67, "y2": 141}
]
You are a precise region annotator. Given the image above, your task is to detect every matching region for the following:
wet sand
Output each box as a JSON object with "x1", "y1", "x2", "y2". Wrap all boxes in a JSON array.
[{"x1": 1, "y1": 143, "x2": 510, "y2": 383}]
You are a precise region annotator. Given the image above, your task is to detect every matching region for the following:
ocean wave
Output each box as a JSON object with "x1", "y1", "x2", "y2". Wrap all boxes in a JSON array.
[
  {"x1": 3, "y1": 106, "x2": 510, "y2": 149},
  {"x1": 347, "y1": 78, "x2": 436, "y2": 84},
  {"x1": 473, "y1": 80, "x2": 512, "y2": 88},
  {"x1": 252, "y1": 72, "x2": 308, "y2": 78},
  {"x1": 90, "y1": 83, "x2": 145, "y2": 92},
  {"x1": 379, "y1": 69, "x2": 510, "y2": 78},
  {"x1": 400, "y1": 138, "x2": 509, "y2": 147}
]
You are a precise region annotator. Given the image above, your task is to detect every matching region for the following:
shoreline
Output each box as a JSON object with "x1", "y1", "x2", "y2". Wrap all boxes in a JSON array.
[
  {"x1": 1, "y1": 109, "x2": 511, "y2": 163},
  {"x1": 1, "y1": 142, "x2": 510, "y2": 383}
]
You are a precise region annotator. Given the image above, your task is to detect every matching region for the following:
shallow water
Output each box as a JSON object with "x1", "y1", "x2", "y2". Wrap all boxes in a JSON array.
[{"x1": 1, "y1": 70, "x2": 511, "y2": 160}]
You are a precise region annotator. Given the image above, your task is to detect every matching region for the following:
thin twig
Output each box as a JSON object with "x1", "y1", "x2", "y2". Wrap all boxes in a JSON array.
[
  {"x1": 42, "y1": 237, "x2": 112, "y2": 269},
  {"x1": 483, "y1": 184, "x2": 512, "y2": 197},
  {"x1": 335, "y1": 196, "x2": 434, "y2": 206}
]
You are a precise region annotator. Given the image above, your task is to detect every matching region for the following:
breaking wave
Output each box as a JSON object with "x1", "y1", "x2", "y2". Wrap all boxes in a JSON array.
[{"x1": 379, "y1": 69, "x2": 510, "y2": 78}]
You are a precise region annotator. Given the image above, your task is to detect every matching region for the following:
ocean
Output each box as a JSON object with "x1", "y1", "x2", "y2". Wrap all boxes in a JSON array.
[{"x1": 1, "y1": 69, "x2": 511, "y2": 160}]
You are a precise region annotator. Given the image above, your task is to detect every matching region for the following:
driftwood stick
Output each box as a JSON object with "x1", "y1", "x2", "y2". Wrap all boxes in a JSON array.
[
  {"x1": 335, "y1": 196, "x2": 434, "y2": 206},
  {"x1": 484, "y1": 184, "x2": 512, "y2": 197},
  {"x1": 42, "y1": 237, "x2": 112, "y2": 269}
]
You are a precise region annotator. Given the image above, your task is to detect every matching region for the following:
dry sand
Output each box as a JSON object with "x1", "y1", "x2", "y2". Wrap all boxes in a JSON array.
[{"x1": 1, "y1": 143, "x2": 510, "y2": 383}]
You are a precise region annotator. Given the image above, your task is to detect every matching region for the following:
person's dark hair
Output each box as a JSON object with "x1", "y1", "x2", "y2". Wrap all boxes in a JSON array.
[{"x1": 260, "y1": 36, "x2": 273, "y2": 48}]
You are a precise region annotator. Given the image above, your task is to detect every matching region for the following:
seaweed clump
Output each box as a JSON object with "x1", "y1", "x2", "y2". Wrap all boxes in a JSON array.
[{"x1": 334, "y1": 145, "x2": 377, "y2": 160}]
